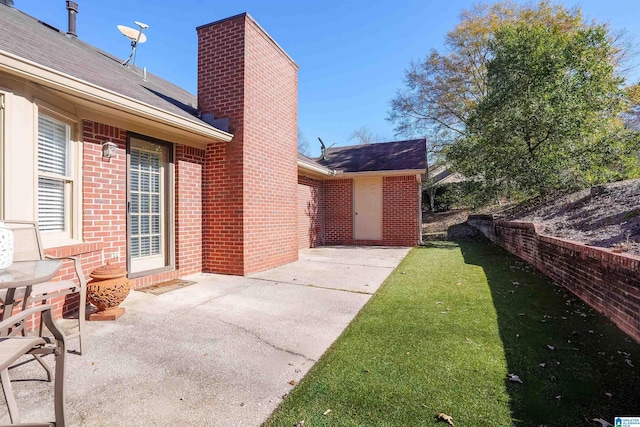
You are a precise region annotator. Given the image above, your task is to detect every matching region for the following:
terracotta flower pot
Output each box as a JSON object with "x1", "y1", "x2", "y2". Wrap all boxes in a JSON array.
[{"x1": 87, "y1": 261, "x2": 131, "y2": 321}]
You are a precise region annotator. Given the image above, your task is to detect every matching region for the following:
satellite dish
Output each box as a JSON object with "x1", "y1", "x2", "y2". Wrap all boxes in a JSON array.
[
  {"x1": 117, "y1": 25, "x2": 147, "y2": 44},
  {"x1": 118, "y1": 21, "x2": 149, "y2": 68}
]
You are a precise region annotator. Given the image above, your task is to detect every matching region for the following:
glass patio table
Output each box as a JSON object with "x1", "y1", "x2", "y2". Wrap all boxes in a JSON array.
[{"x1": 0, "y1": 260, "x2": 62, "y2": 321}]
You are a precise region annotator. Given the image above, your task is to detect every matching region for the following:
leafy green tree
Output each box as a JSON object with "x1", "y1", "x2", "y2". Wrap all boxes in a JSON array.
[
  {"x1": 448, "y1": 21, "x2": 639, "y2": 196},
  {"x1": 388, "y1": 1, "x2": 585, "y2": 154},
  {"x1": 389, "y1": 1, "x2": 638, "y2": 203}
]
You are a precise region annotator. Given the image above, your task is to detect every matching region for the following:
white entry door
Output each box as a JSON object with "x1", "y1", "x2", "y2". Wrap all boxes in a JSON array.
[
  {"x1": 128, "y1": 137, "x2": 170, "y2": 274},
  {"x1": 354, "y1": 177, "x2": 382, "y2": 240}
]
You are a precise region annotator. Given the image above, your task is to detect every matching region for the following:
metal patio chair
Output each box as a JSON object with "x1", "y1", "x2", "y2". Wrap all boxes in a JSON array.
[
  {"x1": 0, "y1": 305, "x2": 67, "y2": 426},
  {"x1": 0, "y1": 221, "x2": 87, "y2": 356}
]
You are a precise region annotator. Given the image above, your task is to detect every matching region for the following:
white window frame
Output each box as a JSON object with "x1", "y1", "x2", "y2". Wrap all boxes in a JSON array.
[{"x1": 35, "y1": 104, "x2": 82, "y2": 247}]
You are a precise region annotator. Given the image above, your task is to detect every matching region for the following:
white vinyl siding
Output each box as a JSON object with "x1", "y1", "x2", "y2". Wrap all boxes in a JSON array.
[{"x1": 37, "y1": 113, "x2": 72, "y2": 233}]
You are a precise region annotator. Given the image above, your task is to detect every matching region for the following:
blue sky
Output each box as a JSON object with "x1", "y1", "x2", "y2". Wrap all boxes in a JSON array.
[{"x1": 13, "y1": 0, "x2": 640, "y2": 157}]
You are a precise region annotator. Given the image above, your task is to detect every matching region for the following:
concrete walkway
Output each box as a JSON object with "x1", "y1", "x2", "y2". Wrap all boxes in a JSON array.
[{"x1": 0, "y1": 246, "x2": 410, "y2": 426}]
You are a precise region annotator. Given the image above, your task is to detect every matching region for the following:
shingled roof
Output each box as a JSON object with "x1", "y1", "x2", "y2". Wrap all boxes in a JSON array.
[
  {"x1": 0, "y1": 5, "x2": 209, "y2": 126},
  {"x1": 315, "y1": 139, "x2": 426, "y2": 173}
]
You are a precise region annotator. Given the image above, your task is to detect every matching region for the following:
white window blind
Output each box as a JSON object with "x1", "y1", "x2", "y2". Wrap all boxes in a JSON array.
[{"x1": 37, "y1": 114, "x2": 70, "y2": 232}]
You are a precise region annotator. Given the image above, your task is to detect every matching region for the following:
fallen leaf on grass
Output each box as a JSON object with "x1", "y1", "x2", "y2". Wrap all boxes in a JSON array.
[
  {"x1": 555, "y1": 395, "x2": 561, "y2": 400},
  {"x1": 593, "y1": 418, "x2": 613, "y2": 427},
  {"x1": 435, "y1": 301, "x2": 443, "y2": 305},
  {"x1": 507, "y1": 373, "x2": 523, "y2": 383},
  {"x1": 288, "y1": 380, "x2": 296, "y2": 386},
  {"x1": 625, "y1": 359, "x2": 635, "y2": 367},
  {"x1": 323, "y1": 409, "x2": 332, "y2": 416},
  {"x1": 435, "y1": 412, "x2": 454, "y2": 426},
  {"x1": 604, "y1": 392, "x2": 613, "y2": 398},
  {"x1": 547, "y1": 345, "x2": 555, "y2": 350},
  {"x1": 539, "y1": 363, "x2": 546, "y2": 368},
  {"x1": 293, "y1": 421, "x2": 305, "y2": 427}
]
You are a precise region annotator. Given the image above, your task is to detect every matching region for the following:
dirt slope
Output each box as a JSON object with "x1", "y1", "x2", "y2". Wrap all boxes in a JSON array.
[{"x1": 502, "y1": 178, "x2": 640, "y2": 256}]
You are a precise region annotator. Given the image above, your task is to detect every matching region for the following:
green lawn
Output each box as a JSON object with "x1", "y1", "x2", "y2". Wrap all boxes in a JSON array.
[{"x1": 265, "y1": 241, "x2": 640, "y2": 426}]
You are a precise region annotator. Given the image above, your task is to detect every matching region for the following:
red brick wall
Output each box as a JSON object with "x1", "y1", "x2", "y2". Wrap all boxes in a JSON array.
[
  {"x1": 382, "y1": 176, "x2": 420, "y2": 246},
  {"x1": 298, "y1": 175, "x2": 325, "y2": 248},
  {"x1": 325, "y1": 179, "x2": 353, "y2": 245},
  {"x1": 175, "y1": 145, "x2": 205, "y2": 275},
  {"x1": 82, "y1": 122, "x2": 128, "y2": 268},
  {"x1": 243, "y1": 17, "x2": 298, "y2": 271},
  {"x1": 324, "y1": 176, "x2": 419, "y2": 246},
  {"x1": 10, "y1": 120, "x2": 202, "y2": 330},
  {"x1": 15, "y1": 120, "x2": 130, "y2": 329},
  {"x1": 83, "y1": 121, "x2": 188, "y2": 286},
  {"x1": 198, "y1": 16, "x2": 246, "y2": 275},
  {"x1": 468, "y1": 217, "x2": 640, "y2": 343},
  {"x1": 198, "y1": 13, "x2": 299, "y2": 274}
]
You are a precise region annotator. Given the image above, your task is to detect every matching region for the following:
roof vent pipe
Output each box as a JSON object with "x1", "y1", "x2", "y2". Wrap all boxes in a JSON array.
[{"x1": 66, "y1": 1, "x2": 78, "y2": 38}]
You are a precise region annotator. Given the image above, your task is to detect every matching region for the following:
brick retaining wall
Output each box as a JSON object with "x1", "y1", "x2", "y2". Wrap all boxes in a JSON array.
[{"x1": 468, "y1": 215, "x2": 640, "y2": 342}]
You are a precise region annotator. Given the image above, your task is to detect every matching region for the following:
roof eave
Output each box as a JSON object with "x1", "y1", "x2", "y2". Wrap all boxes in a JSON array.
[
  {"x1": 0, "y1": 49, "x2": 233, "y2": 143},
  {"x1": 336, "y1": 169, "x2": 426, "y2": 178},
  {"x1": 297, "y1": 159, "x2": 336, "y2": 177}
]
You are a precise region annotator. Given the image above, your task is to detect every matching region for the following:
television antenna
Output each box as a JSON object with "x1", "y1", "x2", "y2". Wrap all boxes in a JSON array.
[{"x1": 117, "y1": 21, "x2": 148, "y2": 68}]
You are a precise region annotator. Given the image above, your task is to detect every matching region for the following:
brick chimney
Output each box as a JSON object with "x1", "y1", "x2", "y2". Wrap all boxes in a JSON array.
[{"x1": 197, "y1": 13, "x2": 299, "y2": 275}]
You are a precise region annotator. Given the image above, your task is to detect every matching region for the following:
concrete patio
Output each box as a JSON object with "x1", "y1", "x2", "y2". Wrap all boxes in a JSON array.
[{"x1": 0, "y1": 246, "x2": 410, "y2": 426}]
